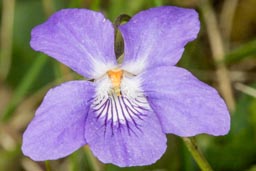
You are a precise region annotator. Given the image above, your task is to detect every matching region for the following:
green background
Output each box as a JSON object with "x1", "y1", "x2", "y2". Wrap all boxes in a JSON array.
[{"x1": 0, "y1": 0, "x2": 256, "y2": 170}]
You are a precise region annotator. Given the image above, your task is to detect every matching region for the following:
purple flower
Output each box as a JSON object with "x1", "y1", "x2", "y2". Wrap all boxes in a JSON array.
[{"x1": 22, "y1": 6, "x2": 230, "y2": 167}]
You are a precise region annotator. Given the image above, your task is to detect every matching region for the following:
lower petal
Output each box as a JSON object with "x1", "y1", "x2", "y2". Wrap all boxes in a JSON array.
[
  {"x1": 140, "y1": 66, "x2": 230, "y2": 137},
  {"x1": 84, "y1": 108, "x2": 167, "y2": 167},
  {"x1": 22, "y1": 81, "x2": 94, "y2": 161}
]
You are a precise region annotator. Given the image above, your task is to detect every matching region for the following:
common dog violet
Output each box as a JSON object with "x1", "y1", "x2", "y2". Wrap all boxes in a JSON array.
[{"x1": 22, "y1": 6, "x2": 230, "y2": 167}]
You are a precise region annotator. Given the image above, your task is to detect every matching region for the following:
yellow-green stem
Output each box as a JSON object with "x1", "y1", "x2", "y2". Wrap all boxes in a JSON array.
[
  {"x1": 183, "y1": 137, "x2": 214, "y2": 171},
  {"x1": 0, "y1": 0, "x2": 15, "y2": 80},
  {"x1": 84, "y1": 146, "x2": 102, "y2": 171},
  {"x1": 45, "y1": 161, "x2": 51, "y2": 171}
]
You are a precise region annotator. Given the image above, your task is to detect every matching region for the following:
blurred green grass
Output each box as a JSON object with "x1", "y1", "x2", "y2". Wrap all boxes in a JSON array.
[{"x1": 0, "y1": 0, "x2": 256, "y2": 171}]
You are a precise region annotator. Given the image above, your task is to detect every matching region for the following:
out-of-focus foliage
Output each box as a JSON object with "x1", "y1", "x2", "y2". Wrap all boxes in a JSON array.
[{"x1": 0, "y1": 0, "x2": 256, "y2": 171}]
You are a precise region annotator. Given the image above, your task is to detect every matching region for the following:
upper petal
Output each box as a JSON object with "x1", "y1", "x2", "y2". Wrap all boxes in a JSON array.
[
  {"x1": 22, "y1": 81, "x2": 95, "y2": 161},
  {"x1": 140, "y1": 66, "x2": 230, "y2": 137},
  {"x1": 119, "y1": 6, "x2": 200, "y2": 74},
  {"x1": 84, "y1": 107, "x2": 167, "y2": 167},
  {"x1": 30, "y1": 9, "x2": 116, "y2": 78}
]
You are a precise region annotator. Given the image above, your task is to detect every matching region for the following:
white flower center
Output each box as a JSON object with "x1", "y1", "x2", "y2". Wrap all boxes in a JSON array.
[{"x1": 91, "y1": 68, "x2": 151, "y2": 127}]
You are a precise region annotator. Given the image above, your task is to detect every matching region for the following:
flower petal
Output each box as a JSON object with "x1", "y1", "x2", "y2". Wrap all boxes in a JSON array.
[
  {"x1": 84, "y1": 108, "x2": 167, "y2": 167},
  {"x1": 119, "y1": 6, "x2": 200, "y2": 74},
  {"x1": 30, "y1": 9, "x2": 116, "y2": 78},
  {"x1": 140, "y1": 66, "x2": 230, "y2": 137},
  {"x1": 22, "y1": 81, "x2": 95, "y2": 161}
]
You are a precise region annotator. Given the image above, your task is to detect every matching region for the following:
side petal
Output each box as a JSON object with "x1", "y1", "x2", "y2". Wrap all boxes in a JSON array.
[
  {"x1": 140, "y1": 66, "x2": 230, "y2": 137},
  {"x1": 119, "y1": 6, "x2": 200, "y2": 74},
  {"x1": 30, "y1": 9, "x2": 116, "y2": 78},
  {"x1": 22, "y1": 81, "x2": 95, "y2": 161},
  {"x1": 84, "y1": 109, "x2": 167, "y2": 167}
]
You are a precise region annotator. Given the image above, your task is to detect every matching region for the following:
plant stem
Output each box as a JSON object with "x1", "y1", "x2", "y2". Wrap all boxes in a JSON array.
[
  {"x1": 84, "y1": 146, "x2": 102, "y2": 171},
  {"x1": 220, "y1": 0, "x2": 239, "y2": 49},
  {"x1": 45, "y1": 161, "x2": 51, "y2": 171},
  {"x1": 114, "y1": 14, "x2": 131, "y2": 59},
  {"x1": 182, "y1": 137, "x2": 213, "y2": 171},
  {"x1": 234, "y1": 83, "x2": 256, "y2": 98},
  {"x1": 0, "y1": 0, "x2": 15, "y2": 80},
  {"x1": 199, "y1": 0, "x2": 235, "y2": 112}
]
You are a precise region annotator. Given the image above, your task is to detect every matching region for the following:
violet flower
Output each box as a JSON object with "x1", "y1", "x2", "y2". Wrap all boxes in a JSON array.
[{"x1": 22, "y1": 6, "x2": 230, "y2": 167}]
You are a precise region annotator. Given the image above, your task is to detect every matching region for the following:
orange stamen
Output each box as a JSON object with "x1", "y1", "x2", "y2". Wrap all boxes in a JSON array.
[{"x1": 107, "y1": 69, "x2": 123, "y2": 95}]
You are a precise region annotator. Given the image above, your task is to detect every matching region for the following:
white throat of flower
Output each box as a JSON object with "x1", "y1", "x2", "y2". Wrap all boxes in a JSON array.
[{"x1": 92, "y1": 68, "x2": 151, "y2": 128}]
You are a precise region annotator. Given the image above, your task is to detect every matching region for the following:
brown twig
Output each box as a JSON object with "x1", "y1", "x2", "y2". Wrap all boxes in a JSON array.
[
  {"x1": 220, "y1": 0, "x2": 239, "y2": 49},
  {"x1": 234, "y1": 83, "x2": 256, "y2": 98},
  {"x1": 199, "y1": 0, "x2": 235, "y2": 112}
]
